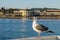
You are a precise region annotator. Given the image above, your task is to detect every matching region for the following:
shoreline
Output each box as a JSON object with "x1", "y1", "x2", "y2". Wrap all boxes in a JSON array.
[{"x1": 0, "y1": 17, "x2": 60, "y2": 19}]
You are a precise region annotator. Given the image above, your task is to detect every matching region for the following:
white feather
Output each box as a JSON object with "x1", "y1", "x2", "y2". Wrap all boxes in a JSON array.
[{"x1": 32, "y1": 17, "x2": 41, "y2": 33}]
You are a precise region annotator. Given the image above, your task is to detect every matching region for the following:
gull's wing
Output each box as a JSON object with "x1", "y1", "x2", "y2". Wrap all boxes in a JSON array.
[{"x1": 35, "y1": 24, "x2": 48, "y2": 31}]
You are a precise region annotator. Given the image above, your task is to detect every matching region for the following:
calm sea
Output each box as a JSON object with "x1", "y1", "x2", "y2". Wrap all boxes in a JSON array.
[{"x1": 0, "y1": 18, "x2": 60, "y2": 39}]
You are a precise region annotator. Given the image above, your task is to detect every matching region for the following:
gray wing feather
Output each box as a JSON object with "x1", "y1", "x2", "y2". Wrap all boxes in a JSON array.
[{"x1": 35, "y1": 24, "x2": 48, "y2": 31}]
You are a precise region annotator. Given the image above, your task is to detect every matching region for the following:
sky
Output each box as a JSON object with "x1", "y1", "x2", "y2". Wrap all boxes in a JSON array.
[{"x1": 0, "y1": 0, "x2": 60, "y2": 9}]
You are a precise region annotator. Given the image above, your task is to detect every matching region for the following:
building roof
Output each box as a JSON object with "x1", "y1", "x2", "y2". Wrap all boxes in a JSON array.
[
  {"x1": 46, "y1": 10, "x2": 60, "y2": 12},
  {"x1": 20, "y1": 9, "x2": 32, "y2": 11}
]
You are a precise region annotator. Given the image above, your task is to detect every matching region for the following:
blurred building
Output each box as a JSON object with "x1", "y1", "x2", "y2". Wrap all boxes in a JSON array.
[
  {"x1": 0, "y1": 12, "x2": 3, "y2": 17},
  {"x1": 13, "y1": 9, "x2": 33, "y2": 17},
  {"x1": 13, "y1": 8, "x2": 60, "y2": 17},
  {"x1": 41, "y1": 10, "x2": 60, "y2": 17},
  {"x1": 31, "y1": 8, "x2": 42, "y2": 16}
]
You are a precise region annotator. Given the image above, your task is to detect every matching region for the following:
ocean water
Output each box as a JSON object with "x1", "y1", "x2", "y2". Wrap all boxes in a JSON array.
[{"x1": 0, "y1": 18, "x2": 60, "y2": 39}]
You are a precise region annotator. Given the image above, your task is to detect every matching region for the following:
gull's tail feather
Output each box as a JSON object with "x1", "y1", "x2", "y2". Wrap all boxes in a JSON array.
[{"x1": 47, "y1": 30, "x2": 54, "y2": 33}]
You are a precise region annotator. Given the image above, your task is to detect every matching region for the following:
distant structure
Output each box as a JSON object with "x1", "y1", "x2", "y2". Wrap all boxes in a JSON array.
[
  {"x1": 0, "y1": 7, "x2": 60, "y2": 18},
  {"x1": 10, "y1": 8, "x2": 60, "y2": 18},
  {"x1": 41, "y1": 9, "x2": 60, "y2": 16},
  {"x1": 13, "y1": 8, "x2": 33, "y2": 17}
]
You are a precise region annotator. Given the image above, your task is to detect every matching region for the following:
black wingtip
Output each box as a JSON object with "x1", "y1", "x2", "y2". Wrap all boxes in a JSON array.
[{"x1": 47, "y1": 30, "x2": 54, "y2": 33}]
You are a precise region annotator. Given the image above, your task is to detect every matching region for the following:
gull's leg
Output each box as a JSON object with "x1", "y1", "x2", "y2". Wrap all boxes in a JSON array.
[{"x1": 36, "y1": 32, "x2": 41, "y2": 40}]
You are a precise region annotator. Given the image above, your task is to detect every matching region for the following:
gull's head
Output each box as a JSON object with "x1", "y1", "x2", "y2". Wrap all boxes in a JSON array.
[{"x1": 33, "y1": 17, "x2": 37, "y2": 20}]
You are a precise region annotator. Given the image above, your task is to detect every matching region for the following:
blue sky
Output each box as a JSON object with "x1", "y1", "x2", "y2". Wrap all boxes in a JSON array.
[{"x1": 0, "y1": 0, "x2": 60, "y2": 9}]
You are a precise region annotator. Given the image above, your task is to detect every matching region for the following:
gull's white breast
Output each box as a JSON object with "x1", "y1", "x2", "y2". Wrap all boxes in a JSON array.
[{"x1": 32, "y1": 20, "x2": 41, "y2": 33}]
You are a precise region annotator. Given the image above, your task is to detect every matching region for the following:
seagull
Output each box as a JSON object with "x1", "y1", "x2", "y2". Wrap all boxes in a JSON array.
[{"x1": 32, "y1": 17, "x2": 54, "y2": 37}]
